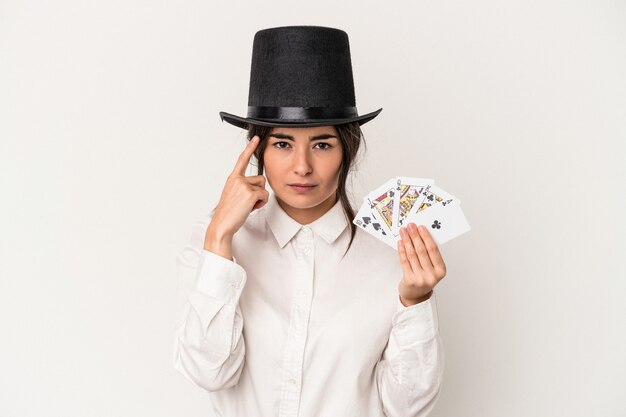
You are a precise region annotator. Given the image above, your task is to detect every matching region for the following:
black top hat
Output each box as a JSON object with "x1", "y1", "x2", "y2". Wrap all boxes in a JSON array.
[{"x1": 219, "y1": 25, "x2": 383, "y2": 130}]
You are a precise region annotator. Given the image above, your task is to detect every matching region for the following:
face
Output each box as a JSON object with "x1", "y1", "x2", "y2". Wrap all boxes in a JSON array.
[{"x1": 263, "y1": 125, "x2": 343, "y2": 225}]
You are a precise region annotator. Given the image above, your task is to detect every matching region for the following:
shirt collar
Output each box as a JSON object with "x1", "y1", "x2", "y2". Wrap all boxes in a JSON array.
[{"x1": 265, "y1": 192, "x2": 349, "y2": 248}]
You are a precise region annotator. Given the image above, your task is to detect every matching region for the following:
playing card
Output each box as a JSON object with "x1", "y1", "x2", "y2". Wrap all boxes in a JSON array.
[
  {"x1": 353, "y1": 197, "x2": 397, "y2": 247},
  {"x1": 405, "y1": 184, "x2": 460, "y2": 220},
  {"x1": 402, "y1": 200, "x2": 471, "y2": 246},
  {"x1": 365, "y1": 177, "x2": 397, "y2": 237},
  {"x1": 353, "y1": 177, "x2": 470, "y2": 250},
  {"x1": 391, "y1": 176, "x2": 435, "y2": 238}
]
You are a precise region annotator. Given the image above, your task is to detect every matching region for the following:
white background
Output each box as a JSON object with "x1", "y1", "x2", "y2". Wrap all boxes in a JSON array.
[{"x1": 1, "y1": 1, "x2": 624, "y2": 416}]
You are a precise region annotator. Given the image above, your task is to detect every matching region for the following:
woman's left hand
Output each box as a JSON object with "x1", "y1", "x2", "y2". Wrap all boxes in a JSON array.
[{"x1": 397, "y1": 222, "x2": 447, "y2": 306}]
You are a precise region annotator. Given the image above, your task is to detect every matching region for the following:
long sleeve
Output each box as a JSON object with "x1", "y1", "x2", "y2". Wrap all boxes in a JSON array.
[
  {"x1": 375, "y1": 290, "x2": 445, "y2": 417},
  {"x1": 173, "y1": 216, "x2": 247, "y2": 392}
]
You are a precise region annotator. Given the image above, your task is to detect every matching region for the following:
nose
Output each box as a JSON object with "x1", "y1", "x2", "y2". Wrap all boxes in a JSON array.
[{"x1": 292, "y1": 146, "x2": 313, "y2": 176}]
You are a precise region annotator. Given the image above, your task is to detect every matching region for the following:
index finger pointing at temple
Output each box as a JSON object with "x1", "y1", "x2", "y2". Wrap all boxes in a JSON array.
[{"x1": 232, "y1": 136, "x2": 260, "y2": 177}]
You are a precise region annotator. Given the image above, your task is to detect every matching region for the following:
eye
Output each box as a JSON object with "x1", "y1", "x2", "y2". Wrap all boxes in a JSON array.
[
  {"x1": 314, "y1": 142, "x2": 333, "y2": 150},
  {"x1": 272, "y1": 141, "x2": 291, "y2": 149}
]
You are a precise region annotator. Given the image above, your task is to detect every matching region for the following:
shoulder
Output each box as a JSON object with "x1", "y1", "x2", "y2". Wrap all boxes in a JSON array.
[{"x1": 187, "y1": 203, "x2": 268, "y2": 248}]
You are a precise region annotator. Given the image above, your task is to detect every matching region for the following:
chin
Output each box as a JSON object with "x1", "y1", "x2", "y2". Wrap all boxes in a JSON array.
[
  {"x1": 275, "y1": 188, "x2": 324, "y2": 206},
  {"x1": 280, "y1": 195, "x2": 324, "y2": 209}
]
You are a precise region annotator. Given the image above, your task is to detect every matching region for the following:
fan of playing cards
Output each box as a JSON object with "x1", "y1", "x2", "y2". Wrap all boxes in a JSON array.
[{"x1": 353, "y1": 177, "x2": 471, "y2": 250}]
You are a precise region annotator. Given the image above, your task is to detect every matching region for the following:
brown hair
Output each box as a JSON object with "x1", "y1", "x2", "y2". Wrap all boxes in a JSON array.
[{"x1": 246, "y1": 122, "x2": 367, "y2": 258}]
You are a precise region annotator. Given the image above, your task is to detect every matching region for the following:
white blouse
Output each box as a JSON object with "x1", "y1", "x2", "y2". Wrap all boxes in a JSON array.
[{"x1": 174, "y1": 192, "x2": 444, "y2": 417}]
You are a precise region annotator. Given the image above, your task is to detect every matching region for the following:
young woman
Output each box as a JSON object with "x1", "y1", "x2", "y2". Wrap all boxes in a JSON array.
[{"x1": 174, "y1": 26, "x2": 446, "y2": 417}]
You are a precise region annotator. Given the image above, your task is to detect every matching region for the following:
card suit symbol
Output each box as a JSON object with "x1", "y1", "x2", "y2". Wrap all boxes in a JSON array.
[
  {"x1": 389, "y1": 190, "x2": 395, "y2": 198},
  {"x1": 372, "y1": 222, "x2": 387, "y2": 235},
  {"x1": 431, "y1": 220, "x2": 442, "y2": 229},
  {"x1": 363, "y1": 216, "x2": 372, "y2": 225},
  {"x1": 427, "y1": 194, "x2": 434, "y2": 202}
]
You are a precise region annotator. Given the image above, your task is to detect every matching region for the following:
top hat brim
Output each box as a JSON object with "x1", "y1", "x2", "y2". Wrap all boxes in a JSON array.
[{"x1": 219, "y1": 107, "x2": 383, "y2": 130}]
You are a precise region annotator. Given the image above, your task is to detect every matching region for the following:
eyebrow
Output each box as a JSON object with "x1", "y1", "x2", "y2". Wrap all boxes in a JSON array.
[{"x1": 268, "y1": 132, "x2": 338, "y2": 141}]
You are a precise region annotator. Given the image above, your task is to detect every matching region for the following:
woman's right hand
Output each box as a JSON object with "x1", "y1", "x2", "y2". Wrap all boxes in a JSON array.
[{"x1": 208, "y1": 136, "x2": 269, "y2": 240}]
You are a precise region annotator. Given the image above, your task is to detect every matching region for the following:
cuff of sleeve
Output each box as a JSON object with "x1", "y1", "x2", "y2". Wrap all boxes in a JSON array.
[
  {"x1": 194, "y1": 249, "x2": 247, "y2": 305},
  {"x1": 392, "y1": 290, "x2": 440, "y2": 347}
]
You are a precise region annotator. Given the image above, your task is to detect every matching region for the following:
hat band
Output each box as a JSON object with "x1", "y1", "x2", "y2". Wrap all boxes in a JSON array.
[{"x1": 248, "y1": 105, "x2": 358, "y2": 120}]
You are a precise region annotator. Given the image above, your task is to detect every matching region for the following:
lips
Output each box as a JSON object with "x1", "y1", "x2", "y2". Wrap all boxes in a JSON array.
[{"x1": 289, "y1": 184, "x2": 317, "y2": 192}]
